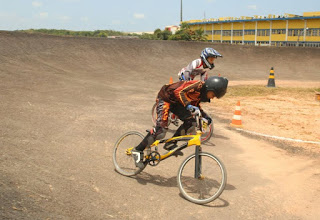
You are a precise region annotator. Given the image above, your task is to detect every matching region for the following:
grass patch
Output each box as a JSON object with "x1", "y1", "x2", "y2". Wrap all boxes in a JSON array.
[{"x1": 226, "y1": 85, "x2": 320, "y2": 97}]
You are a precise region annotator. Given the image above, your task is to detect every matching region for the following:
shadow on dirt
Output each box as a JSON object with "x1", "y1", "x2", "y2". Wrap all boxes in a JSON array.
[
  {"x1": 132, "y1": 172, "x2": 177, "y2": 187},
  {"x1": 132, "y1": 171, "x2": 236, "y2": 191},
  {"x1": 201, "y1": 133, "x2": 229, "y2": 147},
  {"x1": 213, "y1": 133, "x2": 230, "y2": 140},
  {"x1": 178, "y1": 193, "x2": 230, "y2": 208},
  {"x1": 132, "y1": 171, "x2": 235, "y2": 207}
]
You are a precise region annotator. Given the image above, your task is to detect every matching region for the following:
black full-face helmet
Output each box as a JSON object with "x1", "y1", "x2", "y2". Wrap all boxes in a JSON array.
[{"x1": 201, "y1": 76, "x2": 228, "y2": 102}]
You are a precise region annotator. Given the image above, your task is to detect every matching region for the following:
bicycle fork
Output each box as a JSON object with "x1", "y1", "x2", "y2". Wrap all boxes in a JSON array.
[{"x1": 194, "y1": 145, "x2": 203, "y2": 179}]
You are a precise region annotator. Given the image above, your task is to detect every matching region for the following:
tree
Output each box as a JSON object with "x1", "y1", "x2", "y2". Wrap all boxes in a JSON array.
[
  {"x1": 154, "y1": 28, "x2": 162, "y2": 39},
  {"x1": 98, "y1": 32, "x2": 107, "y2": 37},
  {"x1": 161, "y1": 29, "x2": 172, "y2": 40},
  {"x1": 180, "y1": 22, "x2": 190, "y2": 30},
  {"x1": 192, "y1": 29, "x2": 208, "y2": 41},
  {"x1": 169, "y1": 28, "x2": 193, "y2": 41}
]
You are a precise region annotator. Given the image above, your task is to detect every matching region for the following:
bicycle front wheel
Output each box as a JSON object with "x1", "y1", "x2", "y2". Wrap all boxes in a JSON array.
[
  {"x1": 177, "y1": 152, "x2": 227, "y2": 204},
  {"x1": 201, "y1": 122, "x2": 214, "y2": 144},
  {"x1": 113, "y1": 131, "x2": 148, "y2": 176}
]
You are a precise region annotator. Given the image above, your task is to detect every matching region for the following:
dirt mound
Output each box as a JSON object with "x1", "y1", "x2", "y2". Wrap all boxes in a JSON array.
[{"x1": 1, "y1": 31, "x2": 320, "y2": 85}]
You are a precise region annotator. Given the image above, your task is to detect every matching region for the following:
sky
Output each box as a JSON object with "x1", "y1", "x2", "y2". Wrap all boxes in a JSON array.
[{"x1": 0, "y1": 0, "x2": 319, "y2": 32}]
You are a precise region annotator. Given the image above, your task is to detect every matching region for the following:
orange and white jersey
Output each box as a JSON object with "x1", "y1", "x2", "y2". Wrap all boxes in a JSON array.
[{"x1": 178, "y1": 58, "x2": 208, "y2": 82}]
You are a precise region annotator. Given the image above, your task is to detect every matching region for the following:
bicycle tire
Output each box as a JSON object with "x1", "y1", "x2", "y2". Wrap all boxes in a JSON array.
[
  {"x1": 113, "y1": 131, "x2": 147, "y2": 176},
  {"x1": 177, "y1": 152, "x2": 227, "y2": 204},
  {"x1": 201, "y1": 122, "x2": 214, "y2": 144},
  {"x1": 151, "y1": 103, "x2": 157, "y2": 126}
]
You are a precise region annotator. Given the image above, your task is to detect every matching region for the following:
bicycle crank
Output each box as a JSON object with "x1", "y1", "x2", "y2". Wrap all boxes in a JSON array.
[{"x1": 147, "y1": 151, "x2": 161, "y2": 166}]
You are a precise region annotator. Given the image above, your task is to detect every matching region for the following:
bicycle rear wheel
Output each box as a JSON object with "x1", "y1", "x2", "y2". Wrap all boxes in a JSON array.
[
  {"x1": 151, "y1": 103, "x2": 157, "y2": 126},
  {"x1": 113, "y1": 131, "x2": 148, "y2": 176},
  {"x1": 177, "y1": 152, "x2": 227, "y2": 204}
]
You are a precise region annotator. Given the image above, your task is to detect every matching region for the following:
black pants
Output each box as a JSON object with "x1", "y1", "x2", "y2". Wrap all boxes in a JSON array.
[{"x1": 135, "y1": 98, "x2": 196, "y2": 151}]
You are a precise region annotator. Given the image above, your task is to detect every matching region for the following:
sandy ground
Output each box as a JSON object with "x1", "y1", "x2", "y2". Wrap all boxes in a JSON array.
[
  {"x1": 205, "y1": 80, "x2": 320, "y2": 155},
  {"x1": 1, "y1": 31, "x2": 320, "y2": 219}
]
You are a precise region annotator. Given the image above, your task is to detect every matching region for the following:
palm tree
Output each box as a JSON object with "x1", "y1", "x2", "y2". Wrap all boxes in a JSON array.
[{"x1": 193, "y1": 29, "x2": 208, "y2": 41}]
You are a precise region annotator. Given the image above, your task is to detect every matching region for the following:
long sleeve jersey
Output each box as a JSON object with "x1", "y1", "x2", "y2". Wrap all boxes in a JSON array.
[
  {"x1": 178, "y1": 58, "x2": 208, "y2": 82},
  {"x1": 158, "y1": 80, "x2": 209, "y2": 118},
  {"x1": 158, "y1": 80, "x2": 207, "y2": 107}
]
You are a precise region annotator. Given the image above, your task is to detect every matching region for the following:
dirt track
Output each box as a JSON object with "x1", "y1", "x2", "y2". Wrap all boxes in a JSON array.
[{"x1": 1, "y1": 31, "x2": 320, "y2": 219}]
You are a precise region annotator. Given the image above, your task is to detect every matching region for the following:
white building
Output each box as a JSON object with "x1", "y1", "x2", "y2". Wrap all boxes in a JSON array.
[{"x1": 165, "y1": 25, "x2": 180, "y2": 34}]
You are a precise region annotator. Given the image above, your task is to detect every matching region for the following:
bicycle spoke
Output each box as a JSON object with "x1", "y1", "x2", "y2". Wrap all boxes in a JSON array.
[
  {"x1": 177, "y1": 152, "x2": 226, "y2": 204},
  {"x1": 113, "y1": 131, "x2": 146, "y2": 176}
]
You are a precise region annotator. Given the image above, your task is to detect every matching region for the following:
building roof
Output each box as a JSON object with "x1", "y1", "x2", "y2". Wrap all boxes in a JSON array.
[{"x1": 185, "y1": 12, "x2": 320, "y2": 25}]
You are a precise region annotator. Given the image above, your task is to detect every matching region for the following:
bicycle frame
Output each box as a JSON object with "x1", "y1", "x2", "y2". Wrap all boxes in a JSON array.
[
  {"x1": 125, "y1": 131, "x2": 201, "y2": 161},
  {"x1": 149, "y1": 131, "x2": 204, "y2": 179},
  {"x1": 126, "y1": 114, "x2": 205, "y2": 178},
  {"x1": 148, "y1": 130, "x2": 202, "y2": 161}
]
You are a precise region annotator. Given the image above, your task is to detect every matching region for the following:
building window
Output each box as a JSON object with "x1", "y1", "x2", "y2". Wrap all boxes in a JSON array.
[
  {"x1": 305, "y1": 28, "x2": 320, "y2": 36},
  {"x1": 257, "y1": 30, "x2": 270, "y2": 36},
  {"x1": 233, "y1": 30, "x2": 243, "y2": 36},
  {"x1": 244, "y1": 30, "x2": 255, "y2": 35},
  {"x1": 312, "y1": 29, "x2": 319, "y2": 36},
  {"x1": 213, "y1": 30, "x2": 221, "y2": 35},
  {"x1": 306, "y1": 29, "x2": 312, "y2": 36},
  {"x1": 272, "y1": 29, "x2": 286, "y2": 34},
  {"x1": 288, "y1": 29, "x2": 304, "y2": 36},
  {"x1": 222, "y1": 30, "x2": 231, "y2": 36}
]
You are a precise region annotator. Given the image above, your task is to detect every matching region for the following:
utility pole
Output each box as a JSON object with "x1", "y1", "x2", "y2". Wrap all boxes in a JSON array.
[{"x1": 180, "y1": 0, "x2": 183, "y2": 23}]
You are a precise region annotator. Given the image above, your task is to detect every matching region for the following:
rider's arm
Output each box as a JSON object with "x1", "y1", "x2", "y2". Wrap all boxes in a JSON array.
[
  {"x1": 200, "y1": 71, "x2": 208, "y2": 81},
  {"x1": 178, "y1": 59, "x2": 201, "y2": 81},
  {"x1": 174, "y1": 80, "x2": 202, "y2": 107}
]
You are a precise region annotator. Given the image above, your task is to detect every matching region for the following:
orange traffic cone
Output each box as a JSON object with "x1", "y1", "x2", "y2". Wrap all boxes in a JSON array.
[
  {"x1": 169, "y1": 77, "x2": 173, "y2": 84},
  {"x1": 230, "y1": 101, "x2": 243, "y2": 128}
]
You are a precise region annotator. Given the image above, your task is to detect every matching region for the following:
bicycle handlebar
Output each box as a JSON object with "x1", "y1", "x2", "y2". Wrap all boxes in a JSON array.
[
  {"x1": 190, "y1": 109, "x2": 203, "y2": 132},
  {"x1": 189, "y1": 108, "x2": 208, "y2": 133}
]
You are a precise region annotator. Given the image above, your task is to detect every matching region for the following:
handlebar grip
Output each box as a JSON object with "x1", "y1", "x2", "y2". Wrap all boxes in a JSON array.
[{"x1": 192, "y1": 109, "x2": 201, "y2": 116}]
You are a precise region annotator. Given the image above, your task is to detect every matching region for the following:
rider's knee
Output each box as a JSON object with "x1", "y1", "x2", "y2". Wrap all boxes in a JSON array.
[
  {"x1": 184, "y1": 119, "x2": 196, "y2": 134},
  {"x1": 186, "y1": 124, "x2": 196, "y2": 134},
  {"x1": 153, "y1": 126, "x2": 168, "y2": 140}
]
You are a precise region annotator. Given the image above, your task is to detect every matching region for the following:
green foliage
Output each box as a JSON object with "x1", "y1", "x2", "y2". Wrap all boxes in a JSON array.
[
  {"x1": 159, "y1": 30, "x2": 172, "y2": 40},
  {"x1": 192, "y1": 29, "x2": 208, "y2": 41},
  {"x1": 137, "y1": 22, "x2": 207, "y2": 42},
  {"x1": 169, "y1": 28, "x2": 193, "y2": 41},
  {"x1": 139, "y1": 33, "x2": 157, "y2": 40},
  {"x1": 19, "y1": 29, "x2": 132, "y2": 38},
  {"x1": 152, "y1": 28, "x2": 172, "y2": 40},
  {"x1": 154, "y1": 28, "x2": 162, "y2": 39},
  {"x1": 18, "y1": 24, "x2": 207, "y2": 42},
  {"x1": 180, "y1": 22, "x2": 190, "y2": 30},
  {"x1": 168, "y1": 22, "x2": 207, "y2": 41}
]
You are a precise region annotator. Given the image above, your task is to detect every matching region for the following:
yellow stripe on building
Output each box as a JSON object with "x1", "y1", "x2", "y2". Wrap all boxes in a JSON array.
[{"x1": 184, "y1": 11, "x2": 320, "y2": 47}]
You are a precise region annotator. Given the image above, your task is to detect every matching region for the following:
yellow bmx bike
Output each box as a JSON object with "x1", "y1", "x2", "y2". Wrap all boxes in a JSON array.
[{"x1": 113, "y1": 112, "x2": 227, "y2": 204}]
